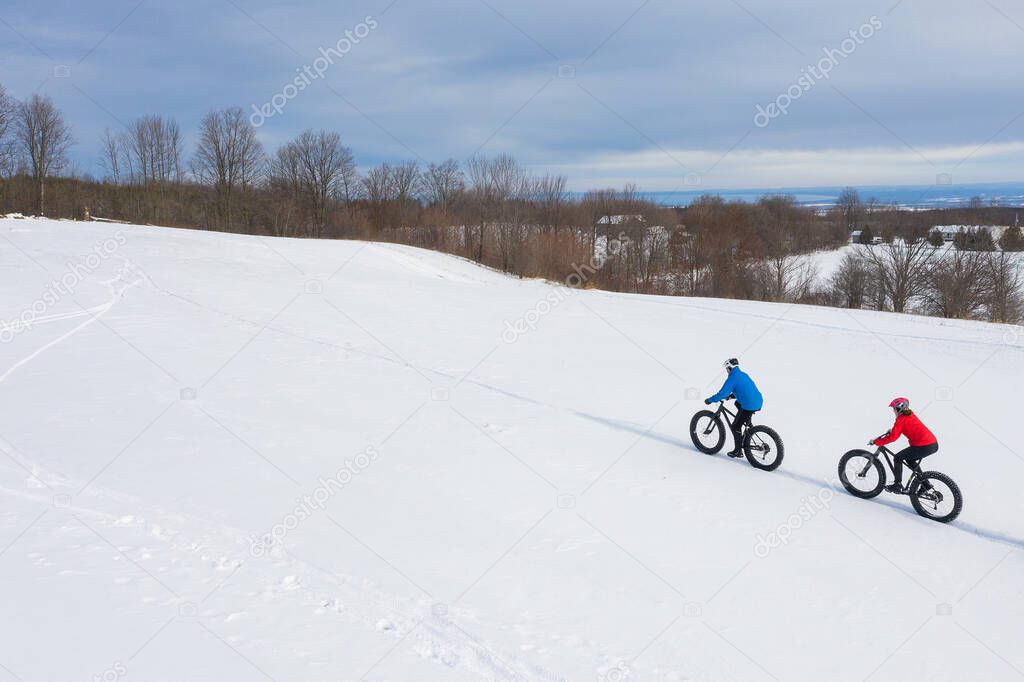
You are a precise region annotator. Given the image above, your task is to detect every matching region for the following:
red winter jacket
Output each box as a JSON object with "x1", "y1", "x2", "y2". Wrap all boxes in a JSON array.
[{"x1": 873, "y1": 412, "x2": 937, "y2": 447}]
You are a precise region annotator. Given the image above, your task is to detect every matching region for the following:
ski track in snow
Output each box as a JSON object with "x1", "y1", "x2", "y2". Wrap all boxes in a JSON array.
[{"x1": 0, "y1": 264, "x2": 144, "y2": 384}]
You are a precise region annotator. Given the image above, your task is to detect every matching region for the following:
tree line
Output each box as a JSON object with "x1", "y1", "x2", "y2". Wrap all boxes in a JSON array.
[
  {"x1": 825, "y1": 237, "x2": 1022, "y2": 323},
  {"x1": 0, "y1": 85, "x2": 1021, "y2": 323}
]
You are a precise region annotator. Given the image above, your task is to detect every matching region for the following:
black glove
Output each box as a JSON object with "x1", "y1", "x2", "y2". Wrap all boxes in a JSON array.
[{"x1": 704, "y1": 398, "x2": 712, "y2": 405}]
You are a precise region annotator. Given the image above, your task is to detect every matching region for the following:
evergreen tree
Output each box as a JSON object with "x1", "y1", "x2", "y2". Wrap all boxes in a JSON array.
[
  {"x1": 999, "y1": 226, "x2": 1024, "y2": 252},
  {"x1": 955, "y1": 228, "x2": 995, "y2": 251}
]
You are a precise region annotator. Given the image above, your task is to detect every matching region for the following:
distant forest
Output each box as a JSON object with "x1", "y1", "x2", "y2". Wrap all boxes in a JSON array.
[{"x1": 1, "y1": 87, "x2": 1021, "y2": 323}]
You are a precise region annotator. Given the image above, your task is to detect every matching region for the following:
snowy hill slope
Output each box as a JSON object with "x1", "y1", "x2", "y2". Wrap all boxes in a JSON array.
[{"x1": 0, "y1": 217, "x2": 1022, "y2": 682}]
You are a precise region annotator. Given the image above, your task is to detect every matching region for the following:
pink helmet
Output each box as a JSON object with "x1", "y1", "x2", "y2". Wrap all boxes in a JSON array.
[{"x1": 889, "y1": 397, "x2": 909, "y2": 412}]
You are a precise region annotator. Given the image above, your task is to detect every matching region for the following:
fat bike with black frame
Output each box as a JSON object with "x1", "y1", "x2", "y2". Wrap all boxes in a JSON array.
[
  {"x1": 838, "y1": 443, "x2": 962, "y2": 523},
  {"x1": 689, "y1": 399, "x2": 784, "y2": 471}
]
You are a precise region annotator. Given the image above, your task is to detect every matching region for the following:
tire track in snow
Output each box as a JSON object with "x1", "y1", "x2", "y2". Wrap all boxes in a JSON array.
[
  {"x1": 0, "y1": 268, "x2": 143, "y2": 384},
  {"x1": 142, "y1": 281, "x2": 1024, "y2": 550}
]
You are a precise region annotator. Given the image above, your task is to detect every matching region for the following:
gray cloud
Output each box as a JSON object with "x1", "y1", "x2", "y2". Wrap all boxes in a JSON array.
[{"x1": 1, "y1": 0, "x2": 1022, "y2": 188}]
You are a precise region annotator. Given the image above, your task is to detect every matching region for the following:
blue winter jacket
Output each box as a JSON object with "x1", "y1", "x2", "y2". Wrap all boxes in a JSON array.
[{"x1": 707, "y1": 368, "x2": 763, "y2": 411}]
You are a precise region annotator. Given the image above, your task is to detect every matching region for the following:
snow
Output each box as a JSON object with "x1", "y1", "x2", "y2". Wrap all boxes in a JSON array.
[
  {"x1": 800, "y1": 241, "x2": 1024, "y2": 289},
  {"x1": 1, "y1": 217, "x2": 1022, "y2": 682},
  {"x1": 791, "y1": 243, "x2": 863, "y2": 285}
]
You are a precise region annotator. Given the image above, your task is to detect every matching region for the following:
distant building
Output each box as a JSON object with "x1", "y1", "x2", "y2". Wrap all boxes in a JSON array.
[
  {"x1": 596, "y1": 215, "x2": 644, "y2": 226},
  {"x1": 595, "y1": 214, "x2": 646, "y2": 240}
]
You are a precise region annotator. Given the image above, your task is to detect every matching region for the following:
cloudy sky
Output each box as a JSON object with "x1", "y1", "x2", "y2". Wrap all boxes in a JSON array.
[{"x1": 2, "y1": 0, "x2": 1022, "y2": 190}]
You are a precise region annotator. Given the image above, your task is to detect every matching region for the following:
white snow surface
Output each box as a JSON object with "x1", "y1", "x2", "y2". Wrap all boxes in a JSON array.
[{"x1": 1, "y1": 218, "x2": 1022, "y2": 682}]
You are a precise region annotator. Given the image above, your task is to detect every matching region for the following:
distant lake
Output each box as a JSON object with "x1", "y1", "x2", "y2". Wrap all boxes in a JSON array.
[{"x1": 627, "y1": 182, "x2": 1024, "y2": 208}]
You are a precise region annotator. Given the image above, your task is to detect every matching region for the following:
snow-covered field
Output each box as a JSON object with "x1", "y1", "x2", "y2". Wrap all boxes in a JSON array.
[
  {"x1": 1, "y1": 217, "x2": 1022, "y2": 682},
  {"x1": 801, "y1": 240, "x2": 1024, "y2": 286}
]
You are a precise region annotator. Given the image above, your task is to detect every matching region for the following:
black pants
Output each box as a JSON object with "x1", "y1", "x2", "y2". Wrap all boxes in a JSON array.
[
  {"x1": 732, "y1": 406, "x2": 756, "y2": 451},
  {"x1": 893, "y1": 443, "x2": 938, "y2": 484}
]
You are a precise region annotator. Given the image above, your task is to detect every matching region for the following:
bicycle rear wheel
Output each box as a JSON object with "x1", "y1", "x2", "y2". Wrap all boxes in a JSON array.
[
  {"x1": 910, "y1": 472, "x2": 962, "y2": 523},
  {"x1": 743, "y1": 425, "x2": 784, "y2": 471},
  {"x1": 838, "y1": 450, "x2": 885, "y2": 498},
  {"x1": 689, "y1": 411, "x2": 725, "y2": 454}
]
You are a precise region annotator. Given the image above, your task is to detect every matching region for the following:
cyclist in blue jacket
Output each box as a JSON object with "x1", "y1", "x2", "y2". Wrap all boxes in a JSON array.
[{"x1": 705, "y1": 358, "x2": 764, "y2": 457}]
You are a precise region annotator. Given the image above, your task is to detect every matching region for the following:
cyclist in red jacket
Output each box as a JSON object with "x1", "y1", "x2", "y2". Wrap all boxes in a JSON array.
[{"x1": 871, "y1": 397, "x2": 939, "y2": 493}]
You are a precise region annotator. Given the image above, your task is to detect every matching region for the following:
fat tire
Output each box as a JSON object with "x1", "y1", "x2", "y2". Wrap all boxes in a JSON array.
[
  {"x1": 838, "y1": 450, "x2": 886, "y2": 499},
  {"x1": 689, "y1": 411, "x2": 725, "y2": 454},
  {"x1": 910, "y1": 471, "x2": 963, "y2": 523},
  {"x1": 743, "y1": 425, "x2": 784, "y2": 471}
]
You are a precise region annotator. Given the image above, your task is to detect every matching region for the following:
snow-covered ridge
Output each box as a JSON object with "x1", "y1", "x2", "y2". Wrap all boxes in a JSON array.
[{"x1": 1, "y1": 218, "x2": 1021, "y2": 681}]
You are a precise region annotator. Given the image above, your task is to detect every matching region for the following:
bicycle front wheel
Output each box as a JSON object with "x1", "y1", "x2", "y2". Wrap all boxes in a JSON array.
[
  {"x1": 743, "y1": 425, "x2": 784, "y2": 471},
  {"x1": 689, "y1": 411, "x2": 725, "y2": 454},
  {"x1": 838, "y1": 450, "x2": 885, "y2": 498},
  {"x1": 910, "y1": 472, "x2": 962, "y2": 523}
]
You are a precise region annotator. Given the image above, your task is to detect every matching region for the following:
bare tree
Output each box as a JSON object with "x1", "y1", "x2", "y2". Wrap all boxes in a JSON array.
[
  {"x1": 288, "y1": 129, "x2": 356, "y2": 237},
  {"x1": 423, "y1": 159, "x2": 464, "y2": 213},
  {"x1": 465, "y1": 154, "x2": 491, "y2": 259},
  {"x1": 14, "y1": 94, "x2": 74, "y2": 215},
  {"x1": 0, "y1": 84, "x2": 16, "y2": 177},
  {"x1": 862, "y1": 240, "x2": 934, "y2": 313},
  {"x1": 671, "y1": 229, "x2": 709, "y2": 296},
  {"x1": 836, "y1": 187, "x2": 863, "y2": 232},
  {"x1": 921, "y1": 249, "x2": 987, "y2": 318},
  {"x1": 533, "y1": 173, "x2": 568, "y2": 234},
  {"x1": 389, "y1": 160, "x2": 422, "y2": 229},
  {"x1": 192, "y1": 107, "x2": 265, "y2": 228},
  {"x1": 984, "y1": 251, "x2": 1024, "y2": 323},
  {"x1": 266, "y1": 142, "x2": 304, "y2": 236},
  {"x1": 360, "y1": 164, "x2": 392, "y2": 202},
  {"x1": 98, "y1": 127, "x2": 121, "y2": 182},
  {"x1": 268, "y1": 142, "x2": 302, "y2": 193},
  {"x1": 485, "y1": 155, "x2": 532, "y2": 271},
  {"x1": 581, "y1": 188, "x2": 619, "y2": 251},
  {"x1": 754, "y1": 254, "x2": 818, "y2": 302},
  {"x1": 361, "y1": 163, "x2": 394, "y2": 232},
  {"x1": 121, "y1": 115, "x2": 184, "y2": 185},
  {"x1": 390, "y1": 161, "x2": 421, "y2": 203},
  {"x1": 829, "y1": 251, "x2": 871, "y2": 308}
]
